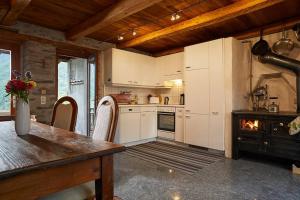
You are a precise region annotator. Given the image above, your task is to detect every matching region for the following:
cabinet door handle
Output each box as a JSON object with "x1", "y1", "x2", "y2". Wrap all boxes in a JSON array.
[
  {"x1": 128, "y1": 109, "x2": 133, "y2": 111},
  {"x1": 212, "y1": 112, "x2": 219, "y2": 115},
  {"x1": 237, "y1": 137, "x2": 242, "y2": 141},
  {"x1": 264, "y1": 141, "x2": 269, "y2": 145},
  {"x1": 185, "y1": 110, "x2": 191, "y2": 112},
  {"x1": 185, "y1": 66, "x2": 191, "y2": 69},
  {"x1": 128, "y1": 81, "x2": 132, "y2": 83},
  {"x1": 273, "y1": 128, "x2": 278, "y2": 131},
  {"x1": 177, "y1": 70, "x2": 181, "y2": 73},
  {"x1": 185, "y1": 115, "x2": 191, "y2": 119}
]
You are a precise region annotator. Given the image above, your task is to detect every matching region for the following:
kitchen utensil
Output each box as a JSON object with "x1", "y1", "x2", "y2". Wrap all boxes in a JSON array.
[
  {"x1": 180, "y1": 94, "x2": 184, "y2": 105},
  {"x1": 268, "y1": 97, "x2": 279, "y2": 113},
  {"x1": 272, "y1": 29, "x2": 294, "y2": 55},
  {"x1": 252, "y1": 29, "x2": 270, "y2": 56},
  {"x1": 164, "y1": 97, "x2": 169, "y2": 105},
  {"x1": 293, "y1": 23, "x2": 300, "y2": 41}
]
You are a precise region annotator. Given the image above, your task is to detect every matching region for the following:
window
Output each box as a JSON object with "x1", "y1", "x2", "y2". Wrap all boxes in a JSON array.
[
  {"x1": 0, "y1": 49, "x2": 11, "y2": 114},
  {"x1": 0, "y1": 42, "x2": 20, "y2": 116}
]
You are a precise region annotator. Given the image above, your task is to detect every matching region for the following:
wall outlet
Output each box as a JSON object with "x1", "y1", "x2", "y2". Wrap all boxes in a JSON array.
[{"x1": 41, "y1": 96, "x2": 46, "y2": 105}]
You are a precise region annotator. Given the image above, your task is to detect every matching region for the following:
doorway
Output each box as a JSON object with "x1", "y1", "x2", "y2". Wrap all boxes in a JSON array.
[{"x1": 57, "y1": 55, "x2": 96, "y2": 136}]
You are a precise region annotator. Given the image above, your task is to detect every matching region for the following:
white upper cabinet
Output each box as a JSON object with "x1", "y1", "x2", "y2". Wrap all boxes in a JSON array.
[
  {"x1": 155, "y1": 52, "x2": 184, "y2": 80},
  {"x1": 184, "y1": 42, "x2": 209, "y2": 70},
  {"x1": 104, "y1": 48, "x2": 184, "y2": 87}
]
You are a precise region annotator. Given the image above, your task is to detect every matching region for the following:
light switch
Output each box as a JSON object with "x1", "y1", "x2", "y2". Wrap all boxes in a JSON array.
[{"x1": 41, "y1": 96, "x2": 46, "y2": 105}]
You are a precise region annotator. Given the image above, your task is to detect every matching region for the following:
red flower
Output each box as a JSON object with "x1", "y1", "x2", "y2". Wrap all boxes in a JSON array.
[
  {"x1": 11, "y1": 79, "x2": 27, "y2": 90},
  {"x1": 5, "y1": 82, "x2": 11, "y2": 93}
]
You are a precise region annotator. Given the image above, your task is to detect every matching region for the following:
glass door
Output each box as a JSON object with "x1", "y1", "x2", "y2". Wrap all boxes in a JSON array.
[{"x1": 57, "y1": 55, "x2": 96, "y2": 135}]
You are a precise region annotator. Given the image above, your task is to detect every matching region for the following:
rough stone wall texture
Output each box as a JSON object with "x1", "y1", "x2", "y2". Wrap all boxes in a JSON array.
[{"x1": 22, "y1": 41, "x2": 57, "y2": 124}]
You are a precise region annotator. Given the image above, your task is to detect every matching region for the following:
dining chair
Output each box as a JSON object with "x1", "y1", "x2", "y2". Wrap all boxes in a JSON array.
[
  {"x1": 42, "y1": 95, "x2": 120, "y2": 200},
  {"x1": 50, "y1": 96, "x2": 78, "y2": 132}
]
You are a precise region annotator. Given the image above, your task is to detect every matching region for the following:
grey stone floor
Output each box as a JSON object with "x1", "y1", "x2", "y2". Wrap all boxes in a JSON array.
[{"x1": 113, "y1": 152, "x2": 300, "y2": 200}]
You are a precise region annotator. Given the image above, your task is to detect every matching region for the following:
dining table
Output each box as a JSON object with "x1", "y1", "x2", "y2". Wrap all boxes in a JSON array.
[{"x1": 0, "y1": 121, "x2": 125, "y2": 200}]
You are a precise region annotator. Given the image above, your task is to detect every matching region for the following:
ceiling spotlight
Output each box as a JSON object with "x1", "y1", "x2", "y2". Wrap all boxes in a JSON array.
[
  {"x1": 171, "y1": 11, "x2": 181, "y2": 21},
  {"x1": 171, "y1": 13, "x2": 176, "y2": 21},
  {"x1": 117, "y1": 35, "x2": 124, "y2": 41},
  {"x1": 132, "y1": 29, "x2": 137, "y2": 36}
]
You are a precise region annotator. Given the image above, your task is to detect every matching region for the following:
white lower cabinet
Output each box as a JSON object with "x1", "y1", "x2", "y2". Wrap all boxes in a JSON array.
[
  {"x1": 117, "y1": 106, "x2": 157, "y2": 144},
  {"x1": 185, "y1": 114, "x2": 209, "y2": 147},
  {"x1": 175, "y1": 108, "x2": 184, "y2": 142},
  {"x1": 140, "y1": 110, "x2": 157, "y2": 140},
  {"x1": 118, "y1": 107, "x2": 141, "y2": 144}
]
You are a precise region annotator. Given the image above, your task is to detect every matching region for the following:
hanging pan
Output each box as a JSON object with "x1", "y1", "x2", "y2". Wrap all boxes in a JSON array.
[
  {"x1": 251, "y1": 29, "x2": 270, "y2": 56},
  {"x1": 272, "y1": 28, "x2": 294, "y2": 56}
]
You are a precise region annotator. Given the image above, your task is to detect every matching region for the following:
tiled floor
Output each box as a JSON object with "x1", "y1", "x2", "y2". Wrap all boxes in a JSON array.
[{"x1": 114, "y1": 152, "x2": 300, "y2": 200}]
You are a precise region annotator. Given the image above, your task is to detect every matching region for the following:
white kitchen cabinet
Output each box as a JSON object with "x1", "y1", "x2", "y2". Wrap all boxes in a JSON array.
[
  {"x1": 184, "y1": 38, "x2": 225, "y2": 150},
  {"x1": 184, "y1": 42, "x2": 209, "y2": 70},
  {"x1": 175, "y1": 108, "x2": 184, "y2": 142},
  {"x1": 118, "y1": 108, "x2": 141, "y2": 144},
  {"x1": 209, "y1": 39, "x2": 225, "y2": 151},
  {"x1": 185, "y1": 114, "x2": 209, "y2": 147},
  {"x1": 105, "y1": 48, "x2": 133, "y2": 85},
  {"x1": 155, "y1": 52, "x2": 184, "y2": 80},
  {"x1": 140, "y1": 107, "x2": 157, "y2": 140},
  {"x1": 184, "y1": 69, "x2": 209, "y2": 114}
]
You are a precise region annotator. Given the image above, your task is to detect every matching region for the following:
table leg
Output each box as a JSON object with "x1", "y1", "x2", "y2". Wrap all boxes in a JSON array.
[{"x1": 95, "y1": 155, "x2": 114, "y2": 200}]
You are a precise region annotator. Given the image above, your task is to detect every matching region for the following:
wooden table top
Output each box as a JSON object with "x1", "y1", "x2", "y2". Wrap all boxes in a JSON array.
[{"x1": 0, "y1": 121, "x2": 125, "y2": 180}]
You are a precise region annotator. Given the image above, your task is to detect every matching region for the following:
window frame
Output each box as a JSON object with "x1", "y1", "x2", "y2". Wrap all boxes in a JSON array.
[{"x1": 0, "y1": 41, "x2": 21, "y2": 117}]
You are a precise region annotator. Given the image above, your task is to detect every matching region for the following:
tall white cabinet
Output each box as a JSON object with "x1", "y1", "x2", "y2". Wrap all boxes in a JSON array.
[{"x1": 184, "y1": 39, "x2": 225, "y2": 151}]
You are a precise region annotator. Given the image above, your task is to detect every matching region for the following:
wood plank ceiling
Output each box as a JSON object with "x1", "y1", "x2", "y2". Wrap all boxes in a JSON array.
[{"x1": 1, "y1": 0, "x2": 300, "y2": 54}]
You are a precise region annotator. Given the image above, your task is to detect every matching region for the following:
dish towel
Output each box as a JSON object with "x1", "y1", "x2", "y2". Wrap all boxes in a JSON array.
[{"x1": 289, "y1": 116, "x2": 300, "y2": 135}]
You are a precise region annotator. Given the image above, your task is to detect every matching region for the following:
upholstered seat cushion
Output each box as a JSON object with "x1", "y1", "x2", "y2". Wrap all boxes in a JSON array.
[
  {"x1": 41, "y1": 181, "x2": 94, "y2": 200},
  {"x1": 53, "y1": 103, "x2": 73, "y2": 131}
]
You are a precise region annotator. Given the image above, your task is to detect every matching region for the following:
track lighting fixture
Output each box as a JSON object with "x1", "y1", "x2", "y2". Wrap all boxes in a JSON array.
[
  {"x1": 171, "y1": 12, "x2": 181, "y2": 21},
  {"x1": 117, "y1": 35, "x2": 124, "y2": 41}
]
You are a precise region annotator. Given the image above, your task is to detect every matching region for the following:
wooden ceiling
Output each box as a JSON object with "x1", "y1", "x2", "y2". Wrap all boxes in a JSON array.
[{"x1": 1, "y1": 0, "x2": 300, "y2": 54}]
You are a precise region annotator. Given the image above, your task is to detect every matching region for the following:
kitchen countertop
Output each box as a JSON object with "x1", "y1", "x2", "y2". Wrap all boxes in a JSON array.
[{"x1": 118, "y1": 104, "x2": 185, "y2": 108}]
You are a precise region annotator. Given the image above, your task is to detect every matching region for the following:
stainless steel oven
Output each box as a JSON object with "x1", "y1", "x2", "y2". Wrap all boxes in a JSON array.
[{"x1": 157, "y1": 107, "x2": 175, "y2": 132}]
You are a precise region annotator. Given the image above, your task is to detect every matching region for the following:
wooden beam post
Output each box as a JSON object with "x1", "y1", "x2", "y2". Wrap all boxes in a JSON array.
[
  {"x1": 118, "y1": 0, "x2": 284, "y2": 48},
  {"x1": 66, "y1": 0, "x2": 163, "y2": 40},
  {"x1": 1, "y1": 0, "x2": 31, "y2": 26}
]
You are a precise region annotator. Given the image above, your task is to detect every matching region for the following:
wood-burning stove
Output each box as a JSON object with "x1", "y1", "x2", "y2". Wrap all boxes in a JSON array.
[{"x1": 232, "y1": 111, "x2": 300, "y2": 164}]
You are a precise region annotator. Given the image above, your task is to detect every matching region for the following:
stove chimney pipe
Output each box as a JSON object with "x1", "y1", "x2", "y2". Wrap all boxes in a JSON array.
[{"x1": 258, "y1": 52, "x2": 300, "y2": 112}]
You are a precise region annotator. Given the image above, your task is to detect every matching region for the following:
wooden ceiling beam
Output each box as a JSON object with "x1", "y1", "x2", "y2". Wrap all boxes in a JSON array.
[
  {"x1": 66, "y1": 0, "x2": 163, "y2": 40},
  {"x1": 0, "y1": 28, "x2": 98, "y2": 54},
  {"x1": 235, "y1": 16, "x2": 300, "y2": 40},
  {"x1": 118, "y1": 0, "x2": 284, "y2": 48},
  {"x1": 1, "y1": 0, "x2": 31, "y2": 26}
]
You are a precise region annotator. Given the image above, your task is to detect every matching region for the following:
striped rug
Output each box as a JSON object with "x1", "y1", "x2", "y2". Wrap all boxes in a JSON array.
[{"x1": 125, "y1": 141, "x2": 224, "y2": 174}]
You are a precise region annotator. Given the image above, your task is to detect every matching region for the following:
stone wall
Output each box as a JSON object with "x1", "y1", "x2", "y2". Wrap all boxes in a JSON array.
[{"x1": 22, "y1": 41, "x2": 57, "y2": 124}]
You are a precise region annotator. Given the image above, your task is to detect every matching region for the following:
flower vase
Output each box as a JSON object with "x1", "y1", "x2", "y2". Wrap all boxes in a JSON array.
[{"x1": 15, "y1": 98, "x2": 31, "y2": 135}]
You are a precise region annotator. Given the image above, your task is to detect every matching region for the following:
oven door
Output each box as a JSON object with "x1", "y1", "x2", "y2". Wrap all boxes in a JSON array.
[{"x1": 157, "y1": 112, "x2": 175, "y2": 132}]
